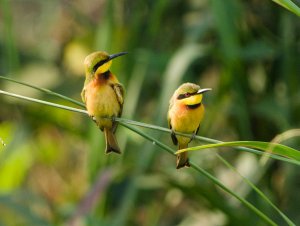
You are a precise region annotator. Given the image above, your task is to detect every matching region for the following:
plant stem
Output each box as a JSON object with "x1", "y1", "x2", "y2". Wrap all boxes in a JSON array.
[
  {"x1": 1, "y1": 89, "x2": 299, "y2": 166},
  {"x1": 217, "y1": 154, "x2": 295, "y2": 226},
  {"x1": 119, "y1": 122, "x2": 277, "y2": 226},
  {"x1": 0, "y1": 90, "x2": 87, "y2": 115},
  {"x1": 0, "y1": 76, "x2": 85, "y2": 108}
]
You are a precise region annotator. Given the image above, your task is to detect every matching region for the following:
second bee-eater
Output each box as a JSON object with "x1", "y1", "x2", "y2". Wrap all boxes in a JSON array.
[
  {"x1": 81, "y1": 51, "x2": 127, "y2": 154},
  {"x1": 168, "y1": 83, "x2": 211, "y2": 169}
]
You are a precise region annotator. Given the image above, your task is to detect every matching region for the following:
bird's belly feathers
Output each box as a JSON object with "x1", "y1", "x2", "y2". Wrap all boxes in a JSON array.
[
  {"x1": 85, "y1": 83, "x2": 121, "y2": 129},
  {"x1": 169, "y1": 104, "x2": 204, "y2": 144}
]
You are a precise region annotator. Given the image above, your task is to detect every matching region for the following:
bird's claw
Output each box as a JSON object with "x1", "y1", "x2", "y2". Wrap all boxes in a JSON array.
[
  {"x1": 171, "y1": 130, "x2": 176, "y2": 137},
  {"x1": 111, "y1": 116, "x2": 116, "y2": 122},
  {"x1": 90, "y1": 115, "x2": 97, "y2": 123},
  {"x1": 189, "y1": 133, "x2": 196, "y2": 144}
]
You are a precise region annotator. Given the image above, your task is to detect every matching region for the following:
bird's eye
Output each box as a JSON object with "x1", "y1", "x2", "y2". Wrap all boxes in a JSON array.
[{"x1": 185, "y1": 93, "x2": 191, "y2": 97}]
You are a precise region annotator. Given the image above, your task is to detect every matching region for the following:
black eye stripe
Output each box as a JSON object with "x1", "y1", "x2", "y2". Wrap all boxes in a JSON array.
[
  {"x1": 177, "y1": 94, "x2": 186, "y2": 100},
  {"x1": 93, "y1": 59, "x2": 107, "y2": 73},
  {"x1": 177, "y1": 92, "x2": 197, "y2": 100}
]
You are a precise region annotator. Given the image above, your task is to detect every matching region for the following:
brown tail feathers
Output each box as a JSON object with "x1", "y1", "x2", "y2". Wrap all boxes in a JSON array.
[
  {"x1": 176, "y1": 143, "x2": 190, "y2": 169},
  {"x1": 104, "y1": 128, "x2": 121, "y2": 154}
]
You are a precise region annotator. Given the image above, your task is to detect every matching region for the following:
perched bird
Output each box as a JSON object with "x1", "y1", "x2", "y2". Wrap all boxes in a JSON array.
[
  {"x1": 168, "y1": 83, "x2": 211, "y2": 169},
  {"x1": 81, "y1": 51, "x2": 127, "y2": 154}
]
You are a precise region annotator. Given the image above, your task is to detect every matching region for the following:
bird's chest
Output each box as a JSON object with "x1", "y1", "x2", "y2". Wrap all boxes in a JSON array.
[
  {"x1": 85, "y1": 80, "x2": 120, "y2": 117},
  {"x1": 170, "y1": 104, "x2": 204, "y2": 133}
]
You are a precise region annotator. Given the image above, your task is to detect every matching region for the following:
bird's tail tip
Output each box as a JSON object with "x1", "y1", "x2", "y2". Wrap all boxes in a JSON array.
[
  {"x1": 104, "y1": 128, "x2": 121, "y2": 154},
  {"x1": 105, "y1": 140, "x2": 121, "y2": 154},
  {"x1": 176, "y1": 152, "x2": 190, "y2": 169},
  {"x1": 105, "y1": 146, "x2": 121, "y2": 154}
]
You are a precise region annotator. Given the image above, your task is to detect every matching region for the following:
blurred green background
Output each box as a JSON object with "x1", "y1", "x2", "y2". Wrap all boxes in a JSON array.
[{"x1": 1, "y1": 0, "x2": 300, "y2": 225}]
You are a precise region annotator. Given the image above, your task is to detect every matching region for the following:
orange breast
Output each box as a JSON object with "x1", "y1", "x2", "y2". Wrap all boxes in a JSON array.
[
  {"x1": 169, "y1": 103, "x2": 204, "y2": 133},
  {"x1": 85, "y1": 75, "x2": 121, "y2": 129},
  {"x1": 169, "y1": 103, "x2": 205, "y2": 145}
]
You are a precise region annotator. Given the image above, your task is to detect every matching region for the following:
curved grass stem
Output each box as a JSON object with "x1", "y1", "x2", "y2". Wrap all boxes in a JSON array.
[
  {"x1": 0, "y1": 89, "x2": 87, "y2": 115},
  {"x1": 0, "y1": 88, "x2": 296, "y2": 225},
  {"x1": 0, "y1": 75, "x2": 85, "y2": 108},
  {"x1": 217, "y1": 154, "x2": 295, "y2": 226},
  {"x1": 119, "y1": 122, "x2": 277, "y2": 226},
  {"x1": 1, "y1": 89, "x2": 299, "y2": 166}
]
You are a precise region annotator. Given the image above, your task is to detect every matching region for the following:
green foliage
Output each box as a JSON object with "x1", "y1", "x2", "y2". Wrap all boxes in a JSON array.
[
  {"x1": 1, "y1": 0, "x2": 300, "y2": 226},
  {"x1": 177, "y1": 141, "x2": 300, "y2": 162},
  {"x1": 272, "y1": 0, "x2": 300, "y2": 16},
  {"x1": 0, "y1": 81, "x2": 298, "y2": 225}
]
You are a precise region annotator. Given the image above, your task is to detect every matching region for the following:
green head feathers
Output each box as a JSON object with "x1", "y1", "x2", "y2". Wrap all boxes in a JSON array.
[
  {"x1": 84, "y1": 51, "x2": 128, "y2": 79},
  {"x1": 174, "y1": 83, "x2": 211, "y2": 106}
]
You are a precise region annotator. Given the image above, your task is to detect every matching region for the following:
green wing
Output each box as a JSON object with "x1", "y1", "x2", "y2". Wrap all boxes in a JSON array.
[
  {"x1": 111, "y1": 83, "x2": 125, "y2": 133},
  {"x1": 112, "y1": 83, "x2": 125, "y2": 116}
]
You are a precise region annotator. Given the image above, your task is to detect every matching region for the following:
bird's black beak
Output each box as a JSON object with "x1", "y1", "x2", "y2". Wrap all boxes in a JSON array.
[
  {"x1": 197, "y1": 88, "x2": 212, "y2": 94},
  {"x1": 109, "y1": 52, "x2": 128, "y2": 60}
]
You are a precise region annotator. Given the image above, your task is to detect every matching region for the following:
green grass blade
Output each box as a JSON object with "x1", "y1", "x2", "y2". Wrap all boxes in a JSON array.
[
  {"x1": 217, "y1": 154, "x2": 295, "y2": 226},
  {"x1": 189, "y1": 161, "x2": 277, "y2": 226},
  {"x1": 119, "y1": 122, "x2": 277, "y2": 226},
  {"x1": 1, "y1": 89, "x2": 300, "y2": 166},
  {"x1": 0, "y1": 75, "x2": 85, "y2": 108},
  {"x1": 0, "y1": 88, "x2": 293, "y2": 224},
  {"x1": 232, "y1": 146, "x2": 300, "y2": 166},
  {"x1": 0, "y1": 89, "x2": 87, "y2": 115},
  {"x1": 176, "y1": 141, "x2": 300, "y2": 161},
  {"x1": 113, "y1": 118, "x2": 300, "y2": 166},
  {"x1": 272, "y1": 0, "x2": 300, "y2": 16}
]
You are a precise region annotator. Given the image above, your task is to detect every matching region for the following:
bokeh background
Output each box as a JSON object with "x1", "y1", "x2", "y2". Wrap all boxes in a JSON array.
[{"x1": 1, "y1": 0, "x2": 300, "y2": 225}]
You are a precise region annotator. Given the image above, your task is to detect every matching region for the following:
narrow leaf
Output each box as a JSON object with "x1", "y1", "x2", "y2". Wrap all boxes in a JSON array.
[
  {"x1": 0, "y1": 75, "x2": 85, "y2": 108},
  {"x1": 217, "y1": 154, "x2": 295, "y2": 226},
  {"x1": 176, "y1": 141, "x2": 300, "y2": 161},
  {"x1": 119, "y1": 122, "x2": 277, "y2": 225},
  {"x1": 272, "y1": 0, "x2": 300, "y2": 16},
  {"x1": 0, "y1": 90, "x2": 87, "y2": 115},
  {"x1": 1, "y1": 89, "x2": 300, "y2": 167}
]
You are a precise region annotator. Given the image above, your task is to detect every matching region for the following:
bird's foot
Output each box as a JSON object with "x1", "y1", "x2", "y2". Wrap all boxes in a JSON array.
[
  {"x1": 189, "y1": 133, "x2": 196, "y2": 144},
  {"x1": 90, "y1": 115, "x2": 97, "y2": 123},
  {"x1": 171, "y1": 130, "x2": 176, "y2": 137}
]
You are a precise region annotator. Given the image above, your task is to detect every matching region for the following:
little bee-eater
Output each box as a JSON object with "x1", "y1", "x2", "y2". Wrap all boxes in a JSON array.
[
  {"x1": 168, "y1": 83, "x2": 211, "y2": 169},
  {"x1": 81, "y1": 51, "x2": 127, "y2": 154}
]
